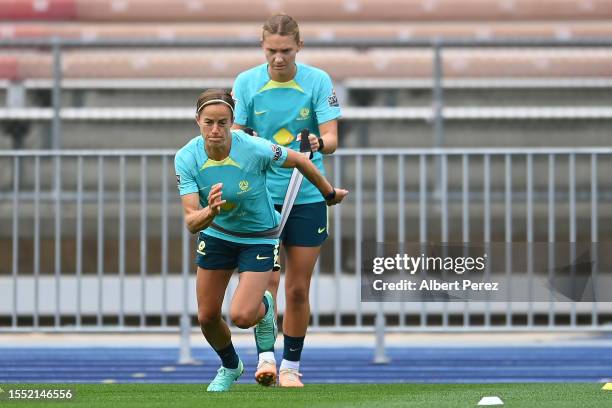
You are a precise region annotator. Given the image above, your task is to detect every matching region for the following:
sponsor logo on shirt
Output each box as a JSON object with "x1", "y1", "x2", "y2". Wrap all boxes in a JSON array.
[
  {"x1": 328, "y1": 89, "x2": 339, "y2": 107},
  {"x1": 271, "y1": 144, "x2": 283, "y2": 161},
  {"x1": 176, "y1": 174, "x2": 181, "y2": 185},
  {"x1": 220, "y1": 201, "x2": 236, "y2": 211},
  {"x1": 273, "y1": 128, "x2": 294, "y2": 145}
]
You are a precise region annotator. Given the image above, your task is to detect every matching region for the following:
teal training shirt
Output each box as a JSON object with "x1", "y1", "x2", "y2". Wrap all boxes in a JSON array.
[
  {"x1": 174, "y1": 129, "x2": 288, "y2": 245},
  {"x1": 232, "y1": 62, "x2": 342, "y2": 205}
]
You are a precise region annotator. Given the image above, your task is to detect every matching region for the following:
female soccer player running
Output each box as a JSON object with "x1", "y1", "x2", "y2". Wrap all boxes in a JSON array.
[
  {"x1": 175, "y1": 89, "x2": 347, "y2": 392},
  {"x1": 231, "y1": 14, "x2": 341, "y2": 387}
]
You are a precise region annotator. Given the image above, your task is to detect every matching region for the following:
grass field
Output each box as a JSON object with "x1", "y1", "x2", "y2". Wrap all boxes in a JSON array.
[{"x1": 0, "y1": 384, "x2": 610, "y2": 408}]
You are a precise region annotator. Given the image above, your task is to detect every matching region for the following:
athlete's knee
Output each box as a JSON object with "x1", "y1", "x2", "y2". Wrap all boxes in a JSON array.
[
  {"x1": 230, "y1": 309, "x2": 258, "y2": 329},
  {"x1": 285, "y1": 284, "x2": 310, "y2": 307},
  {"x1": 197, "y1": 308, "x2": 221, "y2": 327}
]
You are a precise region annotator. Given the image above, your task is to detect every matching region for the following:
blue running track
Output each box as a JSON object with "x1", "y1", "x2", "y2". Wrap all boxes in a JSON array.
[{"x1": 1, "y1": 346, "x2": 611, "y2": 384}]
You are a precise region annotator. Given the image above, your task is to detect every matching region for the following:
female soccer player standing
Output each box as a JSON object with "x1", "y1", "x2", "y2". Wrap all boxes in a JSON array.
[
  {"x1": 175, "y1": 89, "x2": 346, "y2": 392},
  {"x1": 231, "y1": 14, "x2": 341, "y2": 387}
]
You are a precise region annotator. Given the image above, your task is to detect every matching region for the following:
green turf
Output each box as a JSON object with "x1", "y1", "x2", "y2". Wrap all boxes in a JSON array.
[{"x1": 0, "y1": 383, "x2": 610, "y2": 408}]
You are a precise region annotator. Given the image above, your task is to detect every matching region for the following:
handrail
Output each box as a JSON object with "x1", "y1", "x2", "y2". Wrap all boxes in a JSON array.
[
  {"x1": 2, "y1": 106, "x2": 612, "y2": 121},
  {"x1": 1, "y1": 147, "x2": 612, "y2": 157},
  {"x1": 2, "y1": 37, "x2": 612, "y2": 48}
]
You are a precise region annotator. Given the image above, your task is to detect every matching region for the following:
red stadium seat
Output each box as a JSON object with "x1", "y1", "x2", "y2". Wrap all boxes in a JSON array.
[
  {"x1": 66, "y1": 0, "x2": 612, "y2": 22},
  {"x1": 7, "y1": 49, "x2": 612, "y2": 81},
  {"x1": 2, "y1": 22, "x2": 612, "y2": 41},
  {"x1": 0, "y1": 0, "x2": 76, "y2": 20},
  {"x1": 2, "y1": 0, "x2": 611, "y2": 83},
  {"x1": 0, "y1": 55, "x2": 19, "y2": 80},
  {"x1": 4, "y1": 0, "x2": 612, "y2": 22}
]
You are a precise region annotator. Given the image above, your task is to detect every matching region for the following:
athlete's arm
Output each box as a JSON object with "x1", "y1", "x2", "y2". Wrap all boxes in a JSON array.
[
  {"x1": 308, "y1": 119, "x2": 338, "y2": 154},
  {"x1": 282, "y1": 150, "x2": 348, "y2": 205},
  {"x1": 180, "y1": 183, "x2": 226, "y2": 234}
]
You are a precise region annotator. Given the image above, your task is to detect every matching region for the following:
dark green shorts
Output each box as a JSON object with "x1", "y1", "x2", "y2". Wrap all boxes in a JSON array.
[
  {"x1": 274, "y1": 201, "x2": 328, "y2": 247},
  {"x1": 195, "y1": 233, "x2": 278, "y2": 273}
]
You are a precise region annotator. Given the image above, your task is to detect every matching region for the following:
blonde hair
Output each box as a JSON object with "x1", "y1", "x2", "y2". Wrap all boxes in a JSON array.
[{"x1": 262, "y1": 13, "x2": 300, "y2": 43}]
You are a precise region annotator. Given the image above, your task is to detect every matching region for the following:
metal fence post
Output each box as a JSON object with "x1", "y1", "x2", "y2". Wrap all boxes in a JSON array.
[
  {"x1": 433, "y1": 39, "x2": 445, "y2": 197},
  {"x1": 11, "y1": 157, "x2": 19, "y2": 328},
  {"x1": 51, "y1": 37, "x2": 62, "y2": 150},
  {"x1": 374, "y1": 155, "x2": 390, "y2": 364},
  {"x1": 433, "y1": 39, "x2": 444, "y2": 149},
  {"x1": 591, "y1": 154, "x2": 599, "y2": 325},
  {"x1": 179, "y1": 224, "x2": 194, "y2": 364}
]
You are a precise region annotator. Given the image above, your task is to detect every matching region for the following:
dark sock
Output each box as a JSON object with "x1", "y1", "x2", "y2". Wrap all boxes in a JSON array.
[
  {"x1": 214, "y1": 342, "x2": 239, "y2": 369},
  {"x1": 262, "y1": 295, "x2": 270, "y2": 315},
  {"x1": 283, "y1": 334, "x2": 305, "y2": 362}
]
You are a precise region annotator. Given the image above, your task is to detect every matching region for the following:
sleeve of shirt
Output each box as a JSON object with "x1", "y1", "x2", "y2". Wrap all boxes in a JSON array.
[
  {"x1": 231, "y1": 73, "x2": 249, "y2": 126},
  {"x1": 174, "y1": 150, "x2": 198, "y2": 196},
  {"x1": 249, "y1": 134, "x2": 288, "y2": 170},
  {"x1": 314, "y1": 71, "x2": 342, "y2": 124}
]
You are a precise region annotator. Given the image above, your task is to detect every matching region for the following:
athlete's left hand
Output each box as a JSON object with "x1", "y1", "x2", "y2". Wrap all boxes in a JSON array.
[{"x1": 326, "y1": 188, "x2": 349, "y2": 206}]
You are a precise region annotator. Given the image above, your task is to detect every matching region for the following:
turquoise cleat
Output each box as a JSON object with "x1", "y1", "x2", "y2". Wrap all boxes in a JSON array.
[
  {"x1": 206, "y1": 360, "x2": 244, "y2": 392},
  {"x1": 254, "y1": 291, "x2": 277, "y2": 353}
]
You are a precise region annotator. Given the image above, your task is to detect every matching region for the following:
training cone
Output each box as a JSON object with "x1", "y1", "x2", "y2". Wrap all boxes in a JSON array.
[
  {"x1": 602, "y1": 383, "x2": 612, "y2": 391},
  {"x1": 477, "y1": 396, "x2": 504, "y2": 406}
]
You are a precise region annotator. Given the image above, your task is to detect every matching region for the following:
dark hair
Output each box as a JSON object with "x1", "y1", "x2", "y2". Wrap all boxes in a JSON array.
[
  {"x1": 195, "y1": 89, "x2": 235, "y2": 116},
  {"x1": 262, "y1": 13, "x2": 300, "y2": 43}
]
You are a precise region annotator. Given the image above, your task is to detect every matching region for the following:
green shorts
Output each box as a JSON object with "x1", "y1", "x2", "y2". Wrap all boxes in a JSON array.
[
  {"x1": 274, "y1": 201, "x2": 328, "y2": 247},
  {"x1": 195, "y1": 233, "x2": 279, "y2": 273}
]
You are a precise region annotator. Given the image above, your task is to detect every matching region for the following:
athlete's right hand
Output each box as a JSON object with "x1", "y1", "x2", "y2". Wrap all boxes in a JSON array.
[{"x1": 207, "y1": 183, "x2": 226, "y2": 216}]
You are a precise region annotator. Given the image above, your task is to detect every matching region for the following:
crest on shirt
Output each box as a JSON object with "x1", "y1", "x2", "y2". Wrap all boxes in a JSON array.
[
  {"x1": 297, "y1": 107, "x2": 310, "y2": 121},
  {"x1": 271, "y1": 144, "x2": 283, "y2": 161},
  {"x1": 328, "y1": 89, "x2": 339, "y2": 107},
  {"x1": 237, "y1": 180, "x2": 251, "y2": 195}
]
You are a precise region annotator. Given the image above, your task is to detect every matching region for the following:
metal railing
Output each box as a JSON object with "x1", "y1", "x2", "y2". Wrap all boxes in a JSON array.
[{"x1": 1, "y1": 148, "x2": 611, "y2": 353}]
